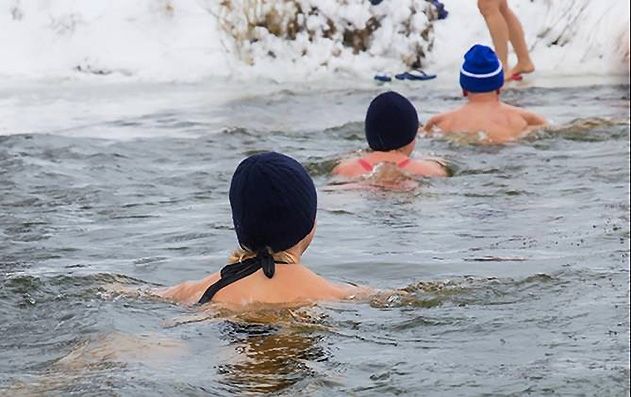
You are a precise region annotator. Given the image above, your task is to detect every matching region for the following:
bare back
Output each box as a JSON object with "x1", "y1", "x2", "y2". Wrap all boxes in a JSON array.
[
  {"x1": 333, "y1": 154, "x2": 448, "y2": 179},
  {"x1": 425, "y1": 100, "x2": 546, "y2": 143},
  {"x1": 157, "y1": 264, "x2": 363, "y2": 306}
]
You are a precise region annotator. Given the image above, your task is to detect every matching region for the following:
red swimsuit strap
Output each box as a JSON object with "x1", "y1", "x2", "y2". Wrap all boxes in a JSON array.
[
  {"x1": 358, "y1": 157, "x2": 411, "y2": 171},
  {"x1": 397, "y1": 158, "x2": 411, "y2": 169},
  {"x1": 357, "y1": 158, "x2": 374, "y2": 172}
]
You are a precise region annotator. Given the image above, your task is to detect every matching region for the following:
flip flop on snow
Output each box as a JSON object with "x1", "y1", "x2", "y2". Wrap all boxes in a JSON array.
[
  {"x1": 374, "y1": 73, "x2": 392, "y2": 82},
  {"x1": 406, "y1": 69, "x2": 437, "y2": 80},
  {"x1": 395, "y1": 70, "x2": 437, "y2": 81}
]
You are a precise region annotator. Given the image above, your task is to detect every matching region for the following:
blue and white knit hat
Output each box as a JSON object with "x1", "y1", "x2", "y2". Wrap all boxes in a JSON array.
[{"x1": 459, "y1": 44, "x2": 504, "y2": 93}]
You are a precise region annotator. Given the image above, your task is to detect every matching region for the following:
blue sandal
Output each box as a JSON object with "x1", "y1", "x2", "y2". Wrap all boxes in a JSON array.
[
  {"x1": 395, "y1": 70, "x2": 437, "y2": 81},
  {"x1": 430, "y1": 0, "x2": 448, "y2": 20},
  {"x1": 374, "y1": 73, "x2": 392, "y2": 82}
]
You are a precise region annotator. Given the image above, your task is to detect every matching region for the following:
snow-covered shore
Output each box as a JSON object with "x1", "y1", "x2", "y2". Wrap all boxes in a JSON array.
[{"x1": 0, "y1": 0, "x2": 628, "y2": 83}]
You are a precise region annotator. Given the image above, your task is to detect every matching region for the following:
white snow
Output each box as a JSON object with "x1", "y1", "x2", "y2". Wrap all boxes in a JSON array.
[
  {"x1": 0, "y1": 0, "x2": 628, "y2": 83},
  {"x1": 431, "y1": 0, "x2": 630, "y2": 77}
]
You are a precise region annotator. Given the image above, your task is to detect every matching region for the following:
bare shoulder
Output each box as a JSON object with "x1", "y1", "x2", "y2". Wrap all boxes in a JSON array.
[
  {"x1": 155, "y1": 273, "x2": 220, "y2": 305},
  {"x1": 406, "y1": 159, "x2": 449, "y2": 177},
  {"x1": 332, "y1": 158, "x2": 364, "y2": 178},
  {"x1": 521, "y1": 109, "x2": 547, "y2": 126},
  {"x1": 499, "y1": 102, "x2": 525, "y2": 114},
  {"x1": 291, "y1": 265, "x2": 370, "y2": 300},
  {"x1": 503, "y1": 103, "x2": 547, "y2": 125},
  {"x1": 424, "y1": 110, "x2": 453, "y2": 129},
  {"x1": 426, "y1": 107, "x2": 468, "y2": 132}
]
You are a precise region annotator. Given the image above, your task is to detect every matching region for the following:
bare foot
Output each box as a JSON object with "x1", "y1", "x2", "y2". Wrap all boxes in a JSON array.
[{"x1": 510, "y1": 61, "x2": 535, "y2": 76}]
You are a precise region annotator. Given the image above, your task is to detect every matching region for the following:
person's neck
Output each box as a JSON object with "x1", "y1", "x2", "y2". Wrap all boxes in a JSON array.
[
  {"x1": 467, "y1": 92, "x2": 499, "y2": 104},
  {"x1": 367, "y1": 149, "x2": 409, "y2": 161},
  {"x1": 283, "y1": 246, "x2": 303, "y2": 264}
]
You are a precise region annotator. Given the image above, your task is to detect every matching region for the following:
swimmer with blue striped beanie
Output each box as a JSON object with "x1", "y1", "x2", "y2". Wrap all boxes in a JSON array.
[
  {"x1": 423, "y1": 44, "x2": 546, "y2": 144},
  {"x1": 333, "y1": 91, "x2": 449, "y2": 179},
  {"x1": 158, "y1": 152, "x2": 366, "y2": 306}
]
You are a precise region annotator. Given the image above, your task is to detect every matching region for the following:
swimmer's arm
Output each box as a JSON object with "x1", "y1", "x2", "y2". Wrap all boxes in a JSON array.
[
  {"x1": 334, "y1": 281, "x2": 375, "y2": 300},
  {"x1": 57, "y1": 332, "x2": 191, "y2": 370},
  {"x1": 522, "y1": 110, "x2": 548, "y2": 127},
  {"x1": 348, "y1": 284, "x2": 376, "y2": 299},
  {"x1": 422, "y1": 115, "x2": 442, "y2": 134}
]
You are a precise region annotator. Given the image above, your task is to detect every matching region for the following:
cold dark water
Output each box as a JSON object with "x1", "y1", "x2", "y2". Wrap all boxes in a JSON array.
[{"x1": 0, "y1": 81, "x2": 629, "y2": 396}]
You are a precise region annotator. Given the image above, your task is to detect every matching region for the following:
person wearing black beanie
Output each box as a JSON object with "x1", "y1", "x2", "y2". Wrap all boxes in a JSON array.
[
  {"x1": 158, "y1": 152, "x2": 367, "y2": 306},
  {"x1": 332, "y1": 91, "x2": 449, "y2": 182},
  {"x1": 423, "y1": 45, "x2": 547, "y2": 144}
]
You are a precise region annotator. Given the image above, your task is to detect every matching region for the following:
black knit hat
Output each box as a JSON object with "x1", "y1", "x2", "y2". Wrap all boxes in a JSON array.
[
  {"x1": 229, "y1": 152, "x2": 317, "y2": 253},
  {"x1": 365, "y1": 91, "x2": 419, "y2": 151}
]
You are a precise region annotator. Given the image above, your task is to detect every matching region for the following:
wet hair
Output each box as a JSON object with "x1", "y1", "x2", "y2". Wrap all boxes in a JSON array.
[{"x1": 228, "y1": 248, "x2": 298, "y2": 266}]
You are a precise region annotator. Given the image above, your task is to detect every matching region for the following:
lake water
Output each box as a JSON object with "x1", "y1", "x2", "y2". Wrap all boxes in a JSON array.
[{"x1": 0, "y1": 80, "x2": 629, "y2": 396}]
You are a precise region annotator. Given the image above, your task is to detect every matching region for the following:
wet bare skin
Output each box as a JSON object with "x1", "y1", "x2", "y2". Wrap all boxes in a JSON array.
[
  {"x1": 156, "y1": 228, "x2": 371, "y2": 307},
  {"x1": 423, "y1": 92, "x2": 547, "y2": 144},
  {"x1": 332, "y1": 139, "x2": 449, "y2": 179},
  {"x1": 157, "y1": 264, "x2": 365, "y2": 307}
]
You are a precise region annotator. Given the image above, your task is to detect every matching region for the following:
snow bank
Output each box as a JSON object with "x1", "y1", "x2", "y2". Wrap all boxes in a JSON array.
[
  {"x1": 0, "y1": 0, "x2": 628, "y2": 82},
  {"x1": 0, "y1": 0, "x2": 229, "y2": 81},
  {"x1": 432, "y1": 0, "x2": 629, "y2": 76},
  {"x1": 215, "y1": 0, "x2": 438, "y2": 80}
]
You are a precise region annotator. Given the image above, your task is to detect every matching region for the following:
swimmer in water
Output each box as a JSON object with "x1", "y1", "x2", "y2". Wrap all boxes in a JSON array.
[
  {"x1": 158, "y1": 152, "x2": 366, "y2": 306},
  {"x1": 423, "y1": 45, "x2": 547, "y2": 144},
  {"x1": 332, "y1": 91, "x2": 449, "y2": 179}
]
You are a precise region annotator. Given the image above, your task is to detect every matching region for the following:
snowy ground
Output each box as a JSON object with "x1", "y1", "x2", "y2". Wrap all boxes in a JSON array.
[{"x1": 0, "y1": 0, "x2": 628, "y2": 84}]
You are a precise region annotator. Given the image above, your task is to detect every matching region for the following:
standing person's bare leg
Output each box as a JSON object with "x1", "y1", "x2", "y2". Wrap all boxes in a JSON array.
[
  {"x1": 500, "y1": 0, "x2": 535, "y2": 76},
  {"x1": 478, "y1": 0, "x2": 510, "y2": 76}
]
